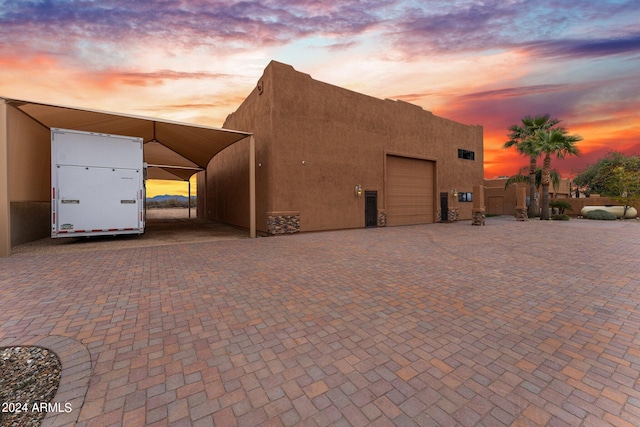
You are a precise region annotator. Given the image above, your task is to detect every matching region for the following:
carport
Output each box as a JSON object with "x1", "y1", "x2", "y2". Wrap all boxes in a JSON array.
[{"x1": 0, "y1": 97, "x2": 257, "y2": 257}]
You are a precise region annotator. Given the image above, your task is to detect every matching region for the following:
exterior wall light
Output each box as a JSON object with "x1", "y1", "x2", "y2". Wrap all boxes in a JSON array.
[
  {"x1": 355, "y1": 185, "x2": 363, "y2": 198},
  {"x1": 451, "y1": 188, "x2": 458, "y2": 197}
]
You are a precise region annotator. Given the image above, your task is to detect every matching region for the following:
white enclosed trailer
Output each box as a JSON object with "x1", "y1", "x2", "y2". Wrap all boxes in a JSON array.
[{"x1": 51, "y1": 128, "x2": 145, "y2": 238}]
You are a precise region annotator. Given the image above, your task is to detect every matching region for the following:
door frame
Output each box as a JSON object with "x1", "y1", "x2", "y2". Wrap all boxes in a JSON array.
[
  {"x1": 365, "y1": 191, "x2": 377, "y2": 228},
  {"x1": 440, "y1": 192, "x2": 449, "y2": 222}
]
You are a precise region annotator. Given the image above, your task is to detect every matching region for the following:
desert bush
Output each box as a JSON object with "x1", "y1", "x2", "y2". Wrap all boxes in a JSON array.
[
  {"x1": 585, "y1": 209, "x2": 617, "y2": 220},
  {"x1": 551, "y1": 214, "x2": 570, "y2": 220},
  {"x1": 549, "y1": 200, "x2": 572, "y2": 214},
  {"x1": 147, "y1": 198, "x2": 196, "y2": 209}
]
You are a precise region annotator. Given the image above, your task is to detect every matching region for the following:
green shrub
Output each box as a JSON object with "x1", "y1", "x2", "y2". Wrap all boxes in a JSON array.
[
  {"x1": 550, "y1": 200, "x2": 572, "y2": 214},
  {"x1": 551, "y1": 214, "x2": 570, "y2": 220},
  {"x1": 585, "y1": 209, "x2": 617, "y2": 220}
]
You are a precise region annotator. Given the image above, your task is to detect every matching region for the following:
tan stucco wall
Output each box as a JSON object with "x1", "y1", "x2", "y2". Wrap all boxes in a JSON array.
[
  {"x1": 207, "y1": 87, "x2": 274, "y2": 232},
  {"x1": 0, "y1": 101, "x2": 9, "y2": 256},
  {"x1": 565, "y1": 197, "x2": 640, "y2": 216},
  {"x1": 483, "y1": 178, "x2": 640, "y2": 218},
  {"x1": 484, "y1": 178, "x2": 571, "y2": 216},
  {"x1": 8, "y1": 105, "x2": 51, "y2": 202},
  {"x1": 485, "y1": 181, "x2": 521, "y2": 216},
  {"x1": 210, "y1": 61, "x2": 483, "y2": 232},
  {"x1": 4, "y1": 103, "x2": 52, "y2": 250}
]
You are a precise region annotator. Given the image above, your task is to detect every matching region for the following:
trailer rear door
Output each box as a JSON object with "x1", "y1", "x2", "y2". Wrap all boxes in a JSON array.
[{"x1": 51, "y1": 128, "x2": 144, "y2": 238}]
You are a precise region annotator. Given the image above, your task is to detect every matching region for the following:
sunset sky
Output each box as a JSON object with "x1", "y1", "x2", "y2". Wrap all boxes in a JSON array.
[{"x1": 1, "y1": 0, "x2": 639, "y2": 196}]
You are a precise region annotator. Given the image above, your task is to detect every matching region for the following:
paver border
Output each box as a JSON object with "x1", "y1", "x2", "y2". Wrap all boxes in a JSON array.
[{"x1": 0, "y1": 335, "x2": 92, "y2": 427}]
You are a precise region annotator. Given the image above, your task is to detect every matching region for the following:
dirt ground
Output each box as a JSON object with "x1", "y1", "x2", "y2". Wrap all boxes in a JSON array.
[
  {"x1": 145, "y1": 207, "x2": 196, "y2": 219},
  {"x1": 12, "y1": 208, "x2": 249, "y2": 255}
]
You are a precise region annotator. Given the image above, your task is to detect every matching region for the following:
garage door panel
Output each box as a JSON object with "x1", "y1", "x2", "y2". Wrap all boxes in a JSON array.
[{"x1": 387, "y1": 155, "x2": 434, "y2": 226}]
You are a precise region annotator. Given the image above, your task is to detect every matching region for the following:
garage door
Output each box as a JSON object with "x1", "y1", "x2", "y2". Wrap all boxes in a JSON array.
[{"x1": 386, "y1": 155, "x2": 435, "y2": 226}]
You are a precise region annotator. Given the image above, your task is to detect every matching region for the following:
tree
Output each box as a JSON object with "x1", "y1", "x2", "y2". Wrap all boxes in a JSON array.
[
  {"x1": 603, "y1": 166, "x2": 640, "y2": 219},
  {"x1": 504, "y1": 114, "x2": 560, "y2": 218},
  {"x1": 533, "y1": 128, "x2": 582, "y2": 220},
  {"x1": 573, "y1": 152, "x2": 640, "y2": 196}
]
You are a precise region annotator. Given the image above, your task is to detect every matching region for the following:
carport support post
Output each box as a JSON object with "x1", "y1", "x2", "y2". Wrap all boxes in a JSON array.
[
  {"x1": 0, "y1": 101, "x2": 10, "y2": 257},
  {"x1": 203, "y1": 169, "x2": 208, "y2": 221},
  {"x1": 516, "y1": 186, "x2": 528, "y2": 221},
  {"x1": 471, "y1": 185, "x2": 485, "y2": 226},
  {"x1": 249, "y1": 135, "x2": 256, "y2": 238}
]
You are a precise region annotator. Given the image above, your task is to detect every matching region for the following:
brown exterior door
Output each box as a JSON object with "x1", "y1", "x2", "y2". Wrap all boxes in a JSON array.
[
  {"x1": 386, "y1": 155, "x2": 435, "y2": 226},
  {"x1": 365, "y1": 191, "x2": 377, "y2": 228},
  {"x1": 440, "y1": 192, "x2": 448, "y2": 222},
  {"x1": 488, "y1": 196, "x2": 504, "y2": 215}
]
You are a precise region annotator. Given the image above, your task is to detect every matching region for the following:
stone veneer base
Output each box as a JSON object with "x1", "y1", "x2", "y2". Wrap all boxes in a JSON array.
[
  {"x1": 267, "y1": 212, "x2": 301, "y2": 234},
  {"x1": 377, "y1": 210, "x2": 387, "y2": 227},
  {"x1": 472, "y1": 209, "x2": 485, "y2": 226},
  {"x1": 448, "y1": 208, "x2": 459, "y2": 222}
]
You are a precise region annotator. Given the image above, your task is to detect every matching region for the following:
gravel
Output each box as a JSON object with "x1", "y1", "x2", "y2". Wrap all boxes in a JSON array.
[{"x1": 0, "y1": 346, "x2": 61, "y2": 427}]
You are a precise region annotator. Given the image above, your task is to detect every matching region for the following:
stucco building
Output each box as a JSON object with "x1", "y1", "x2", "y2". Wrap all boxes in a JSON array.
[
  {"x1": 1, "y1": 60, "x2": 484, "y2": 256},
  {"x1": 199, "y1": 61, "x2": 484, "y2": 234}
]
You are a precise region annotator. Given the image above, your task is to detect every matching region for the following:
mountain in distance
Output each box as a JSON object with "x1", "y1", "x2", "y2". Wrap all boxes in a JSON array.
[
  {"x1": 146, "y1": 195, "x2": 197, "y2": 208},
  {"x1": 146, "y1": 194, "x2": 192, "y2": 203}
]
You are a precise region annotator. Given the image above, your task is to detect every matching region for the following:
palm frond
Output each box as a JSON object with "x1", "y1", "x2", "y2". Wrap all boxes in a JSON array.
[{"x1": 504, "y1": 174, "x2": 529, "y2": 189}]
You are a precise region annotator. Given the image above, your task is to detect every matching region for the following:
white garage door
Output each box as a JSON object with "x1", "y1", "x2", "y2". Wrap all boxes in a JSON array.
[{"x1": 386, "y1": 155, "x2": 435, "y2": 226}]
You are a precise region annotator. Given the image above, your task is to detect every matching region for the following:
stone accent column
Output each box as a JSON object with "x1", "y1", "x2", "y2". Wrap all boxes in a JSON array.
[
  {"x1": 448, "y1": 192, "x2": 459, "y2": 222},
  {"x1": 377, "y1": 209, "x2": 387, "y2": 227},
  {"x1": 472, "y1": 210, "x2": 485, "y2": 225},
  {"x1": 471, "y1": 185, "x2": 485, "y2": 226},
  {"x1": 448, "y1": 208, "x2": 459, "y2": 222},
  {"x1": 266, "y1": 211, "x2": 301, "y2": 234},
  {"x1": 515, "y1": 186, "x2": 528, "y2": 221}
]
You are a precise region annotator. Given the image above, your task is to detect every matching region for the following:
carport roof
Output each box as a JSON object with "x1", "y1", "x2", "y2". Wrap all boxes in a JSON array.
[{"x1": 2, "y1": 96, "x2": 252, "y2": 181}]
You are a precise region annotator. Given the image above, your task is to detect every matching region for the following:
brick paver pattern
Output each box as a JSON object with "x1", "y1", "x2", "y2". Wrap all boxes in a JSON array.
[{"x1": 1, "y1": 217, "x2": 639, "y2": 426}]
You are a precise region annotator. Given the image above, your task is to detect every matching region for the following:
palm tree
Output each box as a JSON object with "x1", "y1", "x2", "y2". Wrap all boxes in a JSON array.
[
  {"x1": 533, "y1": 128, "x2": 582, "y2": 220},
  {"x1": 504, "y1": 166, "x2": 530, "y2": 189},
  {"x1": 505, "y1": 166, "x2": 562, "y2": 206},
  {"x1": 505, "y1": 167, "x2": 561, "y2": 192},
  {"x1": 504, "y1": 115, "x2": 560, "y2": 218}
]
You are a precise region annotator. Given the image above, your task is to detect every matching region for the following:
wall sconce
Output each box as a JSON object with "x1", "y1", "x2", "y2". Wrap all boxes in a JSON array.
[
  {"x1": 355, "y1": 185, "x2": 363, "y2": 198},
  {"x1": 451, "y1": 188, "x2": 458, "y2": 197}
]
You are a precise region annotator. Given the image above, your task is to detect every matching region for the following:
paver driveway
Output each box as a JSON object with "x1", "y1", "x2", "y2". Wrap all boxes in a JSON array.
[{"x1": 1, "y1": 217, "x2": 639, "y2": 426}]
